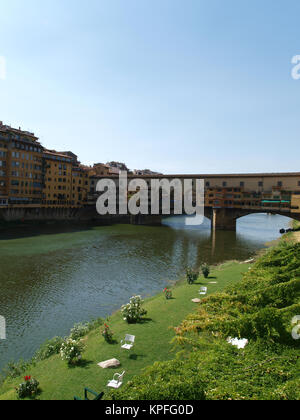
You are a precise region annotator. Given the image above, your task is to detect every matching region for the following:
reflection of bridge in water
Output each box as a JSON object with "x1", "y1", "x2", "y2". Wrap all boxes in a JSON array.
[
  {"x1": 163, "y1": 213, "x2": 289, "y2": 263},
  {"x1": 90, "y1": 172, "x2": 300, "y2": 231}
]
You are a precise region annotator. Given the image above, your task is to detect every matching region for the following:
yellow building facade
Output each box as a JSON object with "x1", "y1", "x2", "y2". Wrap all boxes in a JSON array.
[
  {"x1": 42, "y1": 150, "x2": 90, "y2": 208},
  {"x1": 0, "y1": 122, "x2": 44, "y2": 207},
  {"x1": 42, "y1": 150, "x2": 74, "y2": 207},
  {"x1": 71, "y1": 165, "x2": 90, "y2": 207}
]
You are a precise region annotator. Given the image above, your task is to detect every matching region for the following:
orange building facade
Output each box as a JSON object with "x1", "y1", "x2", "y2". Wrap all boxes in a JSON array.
[
  {"x1": 71, "y1": 165, "x2": 90, "y2": 207},
  {"x1": 42, "y1": 151, "x2": 90, "y2": 208},
  {"x1": 42, "y1": 150, "x2": 74, "y2": 207}
]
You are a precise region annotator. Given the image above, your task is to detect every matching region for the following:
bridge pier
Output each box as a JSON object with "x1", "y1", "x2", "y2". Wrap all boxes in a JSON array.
[{"x1": 212, "y1": 208, "x2": 237, "y2": 231}]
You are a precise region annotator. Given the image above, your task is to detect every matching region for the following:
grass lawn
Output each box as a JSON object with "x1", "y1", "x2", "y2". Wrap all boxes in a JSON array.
[{"x1": 0, "y1": 261, "x2": 250, "y2": 401}]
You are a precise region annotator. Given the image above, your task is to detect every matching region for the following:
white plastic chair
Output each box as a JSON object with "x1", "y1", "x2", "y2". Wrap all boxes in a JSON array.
[
  {"x1": 199, "y1": 287, "x2": 208, "y2": 295},
  {"x1": 121, "y1": 334, "x2": 135, "y2": 350},
  {"x1": 107, "y1": 371, "x2": 126, "y2": 389}
]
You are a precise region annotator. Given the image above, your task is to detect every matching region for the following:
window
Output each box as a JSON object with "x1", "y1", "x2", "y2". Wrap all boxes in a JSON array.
[
  {"x1": 240, "y1": 182, "x2": 244, "y2": 187},
  {"x1": 223, "y1": 182, "x2": 227, "y2": 187},
  {"x1": 278, "y1": 181, "x2": 282, "y2": 187},
  {"x1": 258, "y1": 182, "x2": 263, "y2": 187}
]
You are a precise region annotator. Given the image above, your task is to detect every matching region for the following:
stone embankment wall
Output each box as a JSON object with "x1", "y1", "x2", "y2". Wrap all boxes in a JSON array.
[{"x1": 0, "y1": 206, "x2": 131, "y2": 224}]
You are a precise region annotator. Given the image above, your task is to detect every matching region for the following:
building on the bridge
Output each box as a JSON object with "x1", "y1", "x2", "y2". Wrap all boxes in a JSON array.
[
  {"x1": 202, "y1": 174, "x2": 300, "y2": 213},
  {"x1": 88, "y1": 172, "x2": 300, "y2": 229},
  {"x1": 133, "y1": 169, "x2": 163, "y2": 176},
  {"x1": 291, "y1": 195, "x2": 300, "y2": 214},
  {"x1": 90, "y1": 163, "x2": 111, "y2": 177},
  {"x1": 88, "y1": 162, "x2": 133, "y2": 178},
  {"x1": 0, "y1": 121, "x2": 44, "y2": 207},
  {"x1": 106, "y1": 161, "x2": 131, "y2": 174}
]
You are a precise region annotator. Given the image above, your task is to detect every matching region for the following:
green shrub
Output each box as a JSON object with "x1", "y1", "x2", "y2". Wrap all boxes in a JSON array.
[
  {"x1": 3, "y1": 360, "x2": 30, "y2": 379},
  {"x1": 87, "y1": 317, "x2": 104, "y2": 330},
  {"x1": 186, "y1": 267, "x2": 199, "y2": 284},
  {"x1": 217, "y1": 308, "x2": 287, "y2": 342},
  {"x1": 274, "y1": 379, "x2": 300, "y2": 400},
  {"x1": 34, "y1": 337, "x2": 64, "y2": 361},
  {"x1": 109, "y1": 359, "x2": 206, "y2": 400},
  {"x1": 201, "y1": 264, "x2": 210, "y2": 279}
]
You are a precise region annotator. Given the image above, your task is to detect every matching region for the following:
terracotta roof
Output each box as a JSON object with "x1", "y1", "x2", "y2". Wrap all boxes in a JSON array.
[
  {"x1": 0, "y1": 122, "x2": 37, "y2": 138},
  {"x1": 44, "y1": 150, "x2": 72, "y2": 159}
]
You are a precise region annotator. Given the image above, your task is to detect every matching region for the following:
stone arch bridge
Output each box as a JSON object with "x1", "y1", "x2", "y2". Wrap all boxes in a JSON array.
[{"x1": 112, "y1": 172, "x2": 300, "y2": 231}]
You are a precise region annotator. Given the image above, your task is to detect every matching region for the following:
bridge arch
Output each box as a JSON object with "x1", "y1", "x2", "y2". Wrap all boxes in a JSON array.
[
  {"x1": 233, "y1": 210, "x2": 300, "y2": 223},
  {"x1": 211, "y1": 207, "x2": 300, "y2": 231}
]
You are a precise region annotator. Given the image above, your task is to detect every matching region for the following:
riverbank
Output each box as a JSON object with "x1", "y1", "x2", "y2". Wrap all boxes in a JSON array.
[
  {"x1": 0, "y1": 214, "x2": 287, "y2": 372},
  {"x1": 1, "y1": 230, "x2": 299, "y2": 400},
  {"x1": 111, "y1": 239, "x2": 300, "y2": 401},
  {"x1": 291, "y1": 221, "x2": 300, "y2": 243},
  {"x1": 0, "y1": 261, "x2": 251, "y2": 400},
  {"x1": 0, "y1": 218, "x2": 116, "y2": 232},
  {"x1": 278, "y1": 220, "x2": 300, "y2": 244}
]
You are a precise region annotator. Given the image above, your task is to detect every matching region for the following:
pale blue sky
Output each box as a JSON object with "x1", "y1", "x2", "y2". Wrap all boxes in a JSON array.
[{"x1": 0, "y1": 0, "x2": 300, "y2": 174}]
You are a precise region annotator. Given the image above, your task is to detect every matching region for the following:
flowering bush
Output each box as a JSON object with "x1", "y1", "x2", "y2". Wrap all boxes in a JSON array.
[
  {"x1": 15, "y1": 376, "x2": 39, "y2": 399},
  {"x1": 164, "y1": 288, "x2": 173, "y2": 300},
  {"x1": 69, "y1": 323, "x2": 90, "y2": 340},
  {"x1": 102, "y1": 323, "x2": 114, "y2": 343},
  {"x1": 121, "y1": 295, "x2": 147, "y2": 324},
  {"x1": 60, "y1": 339, "x2": 84, "y2": 365}
]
